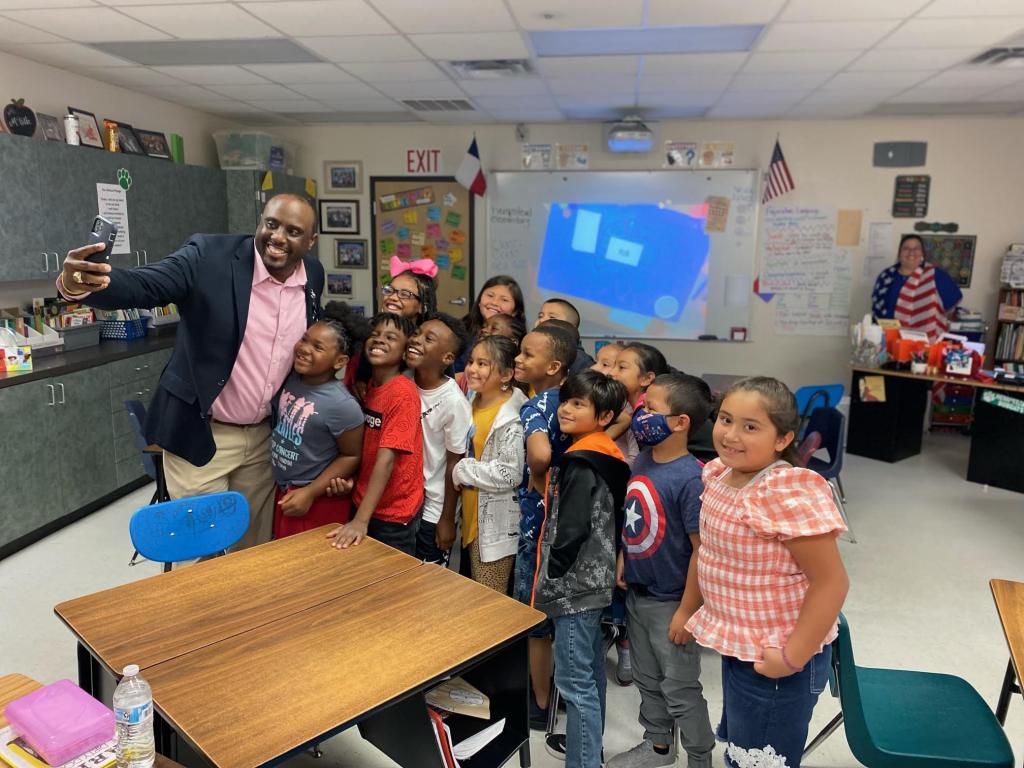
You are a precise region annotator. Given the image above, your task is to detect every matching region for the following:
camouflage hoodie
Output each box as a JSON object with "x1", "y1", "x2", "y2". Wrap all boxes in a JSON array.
[{"x1": 532, "y1": 430, "x2": 630, "y2": 618}]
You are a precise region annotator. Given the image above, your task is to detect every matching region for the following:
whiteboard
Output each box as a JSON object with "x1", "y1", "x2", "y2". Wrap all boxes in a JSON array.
[{"x1": 487, "y1": 170, "x2": 758, "y2": 341}]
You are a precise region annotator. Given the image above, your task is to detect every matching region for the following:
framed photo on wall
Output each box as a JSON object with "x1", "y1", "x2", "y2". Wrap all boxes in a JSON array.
[
  {"x1": 327, "y1": 272, "x2": 353, "y2": 296},
  {"x1": 37, "y1": 113, "x2": 64, "y2": 142},
  {"x1": 324, "y1": 161, "x2": 362, "y2": 194},
  {"x1": 334, "y1": 238, "x2": 367, "y2": 269},
  {"x1": 67, "y1": 107, "x2": 102, "y2": 148},
  {"x1": 320, "y1": 200, "x2": 360, "y2": 235},
  {"x1": 115, "y1": 122, "x2": 145, "y2": 155},
  {"x1": 134, "y1": 128, "x2": 171, "y2": 159}
]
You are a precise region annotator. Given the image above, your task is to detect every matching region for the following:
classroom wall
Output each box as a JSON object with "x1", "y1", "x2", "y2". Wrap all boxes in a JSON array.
[
  {"x1": 280, "y1": 116, "x2": 1024, "y2": 389},
  {"x1": 0, "y1": 51, "x2": 234, "y2": 308}
]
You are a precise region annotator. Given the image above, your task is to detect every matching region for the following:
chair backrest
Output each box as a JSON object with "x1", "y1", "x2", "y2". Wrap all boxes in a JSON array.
[
  {"x1": 129, "y1": 492, "x2": 249, "y2": 566},
  {"x1": 835, "y1": 613, "x2": 876, "y2": 765},
  {"x1": 797, "y1": 431, "x2": 822, "y2": 466},
  {"x1": 804, "y1": 407, "x2": 845, "y2": 476},
  {"x1": 795, "y1": 383, "x2": 844, "y2": 437},
  {"x1": 124, "y1": 399, "x2": 157, "y2": 481}
]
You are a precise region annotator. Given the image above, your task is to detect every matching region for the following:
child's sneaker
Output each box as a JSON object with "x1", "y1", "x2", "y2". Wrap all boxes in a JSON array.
[
  {"x1": 606, "y1": 739, "x2": 677, "y2": 768},
  {"x1": 615, "y1": 643, "x2": 633, "y2": 685},
  {"x1": 545, "y1": 733, "x2": 567, "y2": 761}
]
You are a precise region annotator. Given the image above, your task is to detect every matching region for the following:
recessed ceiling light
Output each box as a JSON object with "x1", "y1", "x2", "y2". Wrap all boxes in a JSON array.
[
  {"x1": 530, "y1": 25, "x2": 763, "y2": 57},
  {"x1": 89, "y1": 39, "x2": 321, "y2": 67}
]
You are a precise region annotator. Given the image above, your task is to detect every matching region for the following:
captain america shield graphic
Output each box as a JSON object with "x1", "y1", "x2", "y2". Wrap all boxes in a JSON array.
[{"x1": 622, "y1": 476, "x2": 666, "y2": 559}]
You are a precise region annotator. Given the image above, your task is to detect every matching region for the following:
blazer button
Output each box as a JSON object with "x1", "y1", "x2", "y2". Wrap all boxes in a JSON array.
[{"x1": 218, "y1": 379, "x2": 225, "y2": 386}]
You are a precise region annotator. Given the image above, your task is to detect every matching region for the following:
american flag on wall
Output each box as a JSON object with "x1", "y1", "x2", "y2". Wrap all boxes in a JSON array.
[{"x1": 762, "y1": 139, "x2": 794, "y2": 204}]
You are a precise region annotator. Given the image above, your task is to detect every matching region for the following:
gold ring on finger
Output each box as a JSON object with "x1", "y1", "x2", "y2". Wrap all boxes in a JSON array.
[{"x1": 72, "y1": 271, "x2": 84, "y2": 284}]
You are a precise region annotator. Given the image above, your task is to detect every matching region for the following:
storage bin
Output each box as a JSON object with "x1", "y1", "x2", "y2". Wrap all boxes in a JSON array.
[
  {"x1": 56, "y1": 322, "x2": 101, "y2": 351},
  {"x1": 213, "y1": 130, "x2": 297, "y2": 173},
  {"x1": 100, "y1": 317, "x2": 149, "y2": 341}
]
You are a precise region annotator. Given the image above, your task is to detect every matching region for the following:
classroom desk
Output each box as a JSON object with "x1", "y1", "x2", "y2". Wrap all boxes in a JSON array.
[
  {"x1": 848, "y1": 367, "x2": 1024, "y2": 492},
  {"x1": 55, "y1": 528, "x2": 546, "y2": 768},
  {"x1": 991, "y1": 579, "x2": 1024, "y2": 725}
]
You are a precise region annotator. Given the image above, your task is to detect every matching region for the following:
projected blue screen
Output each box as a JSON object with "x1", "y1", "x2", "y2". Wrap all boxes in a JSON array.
[{"x1": 537, "y1": 203, "x2": 709, "y2": 326}]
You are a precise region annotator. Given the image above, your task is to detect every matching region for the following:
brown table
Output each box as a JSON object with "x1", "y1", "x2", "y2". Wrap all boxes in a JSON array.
[
  {"x1": 0, "y1": 673, "x2": 43, "y2": 729},
  {"x1": 991, "y1": 579, "x2": 1024, "y2": 724},
  {"x1": 55, "y1": 528, "x2": 545, "y2": 768}
]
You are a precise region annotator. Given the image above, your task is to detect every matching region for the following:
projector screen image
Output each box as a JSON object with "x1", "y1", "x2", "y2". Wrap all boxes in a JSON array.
[{"x1": 537, "y1": 203, "x2": 710, "y2": 333}]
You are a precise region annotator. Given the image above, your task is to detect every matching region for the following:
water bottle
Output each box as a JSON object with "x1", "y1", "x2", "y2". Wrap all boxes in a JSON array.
[{"x1": 113, "y1": 665, "x2": 155, "y2": 768}]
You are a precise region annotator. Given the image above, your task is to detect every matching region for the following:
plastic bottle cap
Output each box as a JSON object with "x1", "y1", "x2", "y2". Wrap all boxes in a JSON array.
[{"x1": 123, "y1": 664, "x2": 139, "y2": 677}]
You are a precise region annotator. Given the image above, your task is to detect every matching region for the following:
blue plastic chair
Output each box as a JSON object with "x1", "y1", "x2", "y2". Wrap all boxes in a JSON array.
[
  {"x1": 805, "y1": 614, "x2": 1014, "y2": 768},
  {"x1": 795, "y1": 383, "x2": 844, "y2": 437},
  {"x1": 803, "y1": 407, "x2": 854, "y2": 542},
  {"x1": 128, "y1": 492, "x2": 249, "y2": 572},
  {"x1": 124, "y1": 400, "x2": 169, "y2": 505}
]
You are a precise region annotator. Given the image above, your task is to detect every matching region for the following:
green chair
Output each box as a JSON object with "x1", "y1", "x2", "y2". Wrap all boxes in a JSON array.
[{"x1": 805, "y1": 614, "x2": 1014, "y2": 767}]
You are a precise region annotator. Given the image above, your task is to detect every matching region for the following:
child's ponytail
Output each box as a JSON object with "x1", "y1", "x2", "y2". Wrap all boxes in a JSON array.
[{"x1": 323, "y1": 300, "x2": 372, "y2": 356}]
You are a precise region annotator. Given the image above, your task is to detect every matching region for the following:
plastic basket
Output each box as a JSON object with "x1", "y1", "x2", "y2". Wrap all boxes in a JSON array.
[{"x1": 100, "y1": 317, "x2": 149, "y2": 341}]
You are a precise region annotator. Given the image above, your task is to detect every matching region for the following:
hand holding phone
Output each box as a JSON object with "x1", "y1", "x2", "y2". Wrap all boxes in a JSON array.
[{"x1": 85, "y1": 215, "x2": 118, "y2": 263}]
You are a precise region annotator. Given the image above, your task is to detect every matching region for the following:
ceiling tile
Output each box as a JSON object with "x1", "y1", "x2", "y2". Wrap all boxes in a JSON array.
[
  {"x1": 554, "y1": 93, "x2": 638, "y2": 109},
  {"x1": 509, "y1": 0, "x2": 643, "y2": 30},
  {"x1": 371, "y1": 0, "x2": 515, "y2": 33},
  {"x1": 888, "y1": 87, "x2": 987, "y2": 102},
  {"x1": 547, "y1": 75, "x2": 637, "y2": 95},
  {"x1": 457, "y1": 78, "x2": 550, "y2": 96},
  {"x1": 207, "y1": 82, "x2": 308, "y2": 99},
  {"x1": 705, "y1": 102, "x2": 790, "y2": 118},
  {"x1": 978, "y1": 82, "x2": 1024, "y2": 101},
  {"x1": 742, "y1": 50, "x2": 861, "y2": 72},
  {"x1": 409, "y1": 31, "x2": 530, "y2": 60},
  {"x1": 713, "y1": 90, "x2": 808, "y2": 109},
  {"x1": 243, "y1": 63, "x2": 354, "y2": 83},
  {"x1": 823, "y1": 71, "x2": 930, "y2": 90},
  {"x1": 144, "y1": 84, "x2": 228, "y2": 102},
  {"x1": 244, "y1": 98, "x2": 327, "y2": 112},
  {"x1": 756, "y1": 20, "x2": 900, "y2": 51},
  {"x1": 291, "y1": 110, "x2": 422, "y2": 122},
  {"x1": 417, "y1": 111, "x2": 492, "y2": 123},
  {"x1": 0, "y1": 42, "x2": 134, "y2": 67},
  {"x1": 316, "y1": 96, "x2": 406, "y2": 110},
  {"x1": 471, "y1": 94, "x2": 558, "y2": 110},
  {"x1": 116, "y1": 4, "x2": 277, "y2": 39},
  {"x1": 878, "y1": 18, "x2": 1024, "y2": 48},
  {"x1": 96, "y1": 0, "x2": 233, "y2": 5},
  {"x1": 642, "y1": 52, "x2": 748, "y2": 74},
  {"x1": 637, "y1": 91, "x2": 721, "y2": 108},
  {"x1": 872, "y1": 100, "x2": 1020, "y2": 115},
  {"x1": 536, "y1": 56, "x2": 640, "y2": 77},
  {"x1": 847, "y1": 48, "x2": 979, "y2": 71},
  {"x1": 787, "y1": 102, "x2": 878, "y2": 117},
  {"x1": 341, "y1": 61, "x2": 444, "y2": 81},
  {"x1": 780, "y1": 0, "x2": 929, "y2": 21},
  {"x1": 0, "y1": 0, "x2": 94, "y2": 8},
  {"x1": 239, "y1": 1, "x2": 394, "y2": 36},
  {"x1": 643, "y1": 105, "x2": 709, "y2": 118},
  {"x1": 919, "y1": 0, "x2": 1024, "y2": 16},
  {"x1": 289, "y1": 81, "x2": 381, "y2": 98},
  {"x1": 562, "y1": 106, "x2": 626, "y2": 120},
  {"x1": 152, "y1": 65, "x2": 271, "y2": 84},
  {"x1": 915, "y1": 68, "x2": 1024, "y2": 89},
  {"x1": 486, "y1": 109, "x2": 564, "y2": 121},
  {"x1": 80, "y1": 66, "x2": 187, "y2": 87},
  {"x1": 373, "y1": 80, "x2": 466, "y2": 98},
  {"x1": 638, "y1": 73, "x2": 734, "y2": 92},
  {"x1": 0, "y1": 17, "x2": 63, "y2": 43},
  {"x1": 295, "y1": 35, "x2": 423, "y2": 62},
  {"x1": 728, "y1": 71, "x2": 833, "y2": 90},
  {"x1": 2, "y1": 7, "x2": 171, "y2": 41},
  {"x1": 647, "y1": 0, "x2": 785, "y2": 25},
  {"x1": 803, "y1": 86, "x2": 911, "y2": 101}
]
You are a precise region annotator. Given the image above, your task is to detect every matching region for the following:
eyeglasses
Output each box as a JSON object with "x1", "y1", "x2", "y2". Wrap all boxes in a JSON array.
[{"x1": 382, "y1": 285, "x2": 420, "y2": 302}]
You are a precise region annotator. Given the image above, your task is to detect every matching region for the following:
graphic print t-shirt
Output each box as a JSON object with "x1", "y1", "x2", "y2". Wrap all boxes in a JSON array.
[
  {"x1": 354, "y1": 373, "x2": 424, "y2": 524},
  {"x1": 270, "y1": 374, "x2": 363, "y2": 486},
  {"x1": 621, "y1": 451, "x2": 703, "y2": 601}
]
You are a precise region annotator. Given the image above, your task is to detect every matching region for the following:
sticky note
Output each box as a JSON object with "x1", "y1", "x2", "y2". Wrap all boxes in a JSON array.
[
  {"x1": 397, "y1": 227, "x2": 410, "y2": 241},
  {"x1": 426, "y1": 223, "x2": 441, "y2": 239},
  {"x1": 605, "y1": 236, "x2": 642, "y2": 267},
  {"x1": 421, "y1": 245, "x2": 437, "y2": 260},
  {"x1": 261, "y1": 172, "x2": 273, "y2": 191},
  {"x1": 380, "y1": 238, "x2": 396, "y2": 256},
  {"x1": 427, "y1": 206, "x2": 441, "y2": 221},
  {"x1": 449, "y1": 229, "x2": 466, "y2": 245},
  {"x1": 443, "y1": 193, "x2": 456, "y2": 207},
  {"x1": 449, "y1": 247, "x2": 463, "y2": 264},
  {"x1": 445, "y1": 210, "x2": 462, "y2": 227},
  {"x1": 381, "y1": 219, "x2": 396, "y2": 236},
  {"x1": 452, "y1": 265, "x2": 466, "y2": 280},
  {"x1": 435, "y1": 238, "x2": 449, "y2": 251},
  {"x1": 411, "y1": 232, "x2": 426, "y2": 246},
  {"x1": 403, "y1": 210, "x2": 418, "y2": 225},
  {"x1": 304, "y1": 177, "x2": 317, "y2": 198},
  {"x1": 436, "y1": 254, "x2": 450, "y2": 269},
  {"x1": 396, "y1": 242, "x2": 411, "y2": 258},
  {"x1": 572, "y1": 209, "x2": 601, "y2": 253}
]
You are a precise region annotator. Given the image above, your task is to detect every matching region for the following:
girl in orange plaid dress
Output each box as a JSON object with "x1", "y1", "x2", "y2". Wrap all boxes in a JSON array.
[{"x1": 685, "y1": 377, "x2": 849, "y2": 768}]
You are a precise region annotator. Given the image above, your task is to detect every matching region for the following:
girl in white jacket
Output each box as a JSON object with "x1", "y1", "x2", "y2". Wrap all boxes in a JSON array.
[{"x1": 453, "y1": 335, "x2": 527, "y2": 592}]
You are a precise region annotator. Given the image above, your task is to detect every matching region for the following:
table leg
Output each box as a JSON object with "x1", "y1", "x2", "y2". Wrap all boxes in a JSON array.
[
  {"x1": 77, "y1": 642, "x2": 102, "y2": 698},
  {"x1": 519, "y1": 741, "x2": 531, "y2": 768},
  {"x1": 996, "y1": 657, "x2": 1016, "y2": 725}
]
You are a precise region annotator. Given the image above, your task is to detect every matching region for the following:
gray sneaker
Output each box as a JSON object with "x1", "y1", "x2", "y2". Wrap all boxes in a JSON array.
[
  {"x1": 615, "y1": 645, "x2": 633, "y2": 685},
  {"x1": 606, "y1": 739, "x2": 677, "y2": 768}
]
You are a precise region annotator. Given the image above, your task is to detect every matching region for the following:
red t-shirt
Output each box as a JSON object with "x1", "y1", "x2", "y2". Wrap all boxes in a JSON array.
[{"x1": 354, "y1": 373, "x2": 424, "y2": 524}]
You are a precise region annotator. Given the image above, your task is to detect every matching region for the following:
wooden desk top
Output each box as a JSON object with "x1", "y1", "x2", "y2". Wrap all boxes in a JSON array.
[
  {"x1": 0, "y1": 674, "x2": 42, "y2": 729},
  {"x1": 143, "y1": 566, "x2": 546, "y2": 768},
  {"x1": 851, "y1": 365, "x2": 1024, "y2": 394},
  {"x1": 991, "y1": 579, "x2": 1024, "y2": 681},
  {"x1": 54, "y1": 528, "x2": 420, "y2": 675}
]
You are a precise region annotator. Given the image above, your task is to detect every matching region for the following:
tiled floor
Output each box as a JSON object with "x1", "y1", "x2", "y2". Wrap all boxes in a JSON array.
[{"x1": 3, "y1": 432, "x2": 1022, "y2": 767}]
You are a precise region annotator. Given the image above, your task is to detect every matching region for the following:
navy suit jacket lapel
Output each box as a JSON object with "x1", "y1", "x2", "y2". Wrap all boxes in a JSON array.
[{"x1": 232, "y1": 238, "x2": 256, "y2": 353}]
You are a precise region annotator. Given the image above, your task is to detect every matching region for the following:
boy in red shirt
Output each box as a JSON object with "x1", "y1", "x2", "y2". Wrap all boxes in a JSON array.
[{"x1": 328, "y1": 312, "x2": 423, "y2": 555}]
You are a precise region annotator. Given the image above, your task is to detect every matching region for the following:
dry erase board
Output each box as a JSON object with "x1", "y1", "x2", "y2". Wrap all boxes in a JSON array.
[{"x1": 487, "y1": 170, "x2": 758, "y2": 340}]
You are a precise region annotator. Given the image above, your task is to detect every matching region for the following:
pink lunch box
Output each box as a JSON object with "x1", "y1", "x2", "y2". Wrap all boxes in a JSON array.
[{"x1": 4, "y1": 679, "x2": 115, "y2": 766}]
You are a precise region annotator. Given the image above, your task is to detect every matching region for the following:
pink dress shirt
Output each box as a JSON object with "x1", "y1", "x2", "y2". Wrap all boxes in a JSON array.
[{"x1": 210, "y1": 244, "x2": 307, "y2": 424}]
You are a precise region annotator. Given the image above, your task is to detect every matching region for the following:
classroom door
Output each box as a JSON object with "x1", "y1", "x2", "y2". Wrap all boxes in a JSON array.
[{"x1": 370, "y1": 176, "x2": 474, "y2": 316}]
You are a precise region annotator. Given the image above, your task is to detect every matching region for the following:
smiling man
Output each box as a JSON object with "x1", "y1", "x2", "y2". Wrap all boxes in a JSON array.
[{"x1": 58, "y1": 194, "x2": 324, "y2": 548}]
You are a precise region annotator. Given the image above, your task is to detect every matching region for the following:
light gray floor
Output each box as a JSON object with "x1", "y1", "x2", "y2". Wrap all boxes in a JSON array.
[{"x1": 2, "y1": 432, "x2": 1022, "y2": 767}]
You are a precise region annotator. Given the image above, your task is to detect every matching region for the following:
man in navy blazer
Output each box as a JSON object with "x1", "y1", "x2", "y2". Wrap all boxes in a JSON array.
[{"x1": 59, "y1": 194, "x2": 323, "y2": 548}]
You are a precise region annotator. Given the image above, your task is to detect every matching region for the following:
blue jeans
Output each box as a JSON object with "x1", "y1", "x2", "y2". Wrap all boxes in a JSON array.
[
  {"x1": 553, "y1": 609, "x2": 606, "y2": 768},
  {"x1": 718, "y1": 646, "x2": 831, "y2": 768}
]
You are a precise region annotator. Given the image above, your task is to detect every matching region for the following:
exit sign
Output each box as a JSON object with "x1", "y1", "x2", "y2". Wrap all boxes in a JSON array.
[{"x1": 406, "y1": 148, "x2": 441, "y2": 174}]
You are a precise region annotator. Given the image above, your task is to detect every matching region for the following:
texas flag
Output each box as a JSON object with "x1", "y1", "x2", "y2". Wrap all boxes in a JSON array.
[{"x1": 455, "y1": 137, "x2": 487, "y2": 196}]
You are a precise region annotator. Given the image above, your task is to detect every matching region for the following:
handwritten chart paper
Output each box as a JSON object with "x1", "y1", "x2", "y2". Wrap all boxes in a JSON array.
[
  {"x1": 775, "y1": 252, "x2": 852, "y2": 336},
  {"x1": 760, "y1": 206, "x2": 837, "y2": 293}
]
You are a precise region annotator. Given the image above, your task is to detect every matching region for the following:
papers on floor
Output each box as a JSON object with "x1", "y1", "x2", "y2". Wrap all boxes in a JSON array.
[
  {"x1": 426, "y1": 710, "x2": 505, "y2": 768},
  {"x1": 425, "y1": 677, "x2": 490, "y2": 719}
]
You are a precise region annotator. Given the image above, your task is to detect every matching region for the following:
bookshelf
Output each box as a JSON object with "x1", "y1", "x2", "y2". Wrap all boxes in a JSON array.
[{"x1": 994, "y1": 286, "x2": 1024, "y2": 373}]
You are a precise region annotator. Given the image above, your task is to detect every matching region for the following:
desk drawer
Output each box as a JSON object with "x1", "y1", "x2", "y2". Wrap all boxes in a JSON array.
[{"x1": 111, "y1": 380, "x2": 155, "y2": 413}]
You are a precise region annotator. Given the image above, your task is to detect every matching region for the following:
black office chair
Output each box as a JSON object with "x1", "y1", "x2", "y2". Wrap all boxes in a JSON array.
[{"x1": 124, "y1": 399, "x2": 169, "y2": 506}]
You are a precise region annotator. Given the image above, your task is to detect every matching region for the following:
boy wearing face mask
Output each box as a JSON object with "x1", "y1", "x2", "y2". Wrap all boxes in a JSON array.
[{"x1": 610, "y1": 373, "x2": 716, "y2": 768}]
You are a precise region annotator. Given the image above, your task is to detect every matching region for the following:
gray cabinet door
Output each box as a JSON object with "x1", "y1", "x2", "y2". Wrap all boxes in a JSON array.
[
  {"x1": 115, "y1": 154, "x2": 178, "y2": 267},
  {"x1": 0, "y1": 134, "x2": 49, "y2": 281},
  {"x1": 55, "y1": 366, "x2": 117, "y2": 514},
  {"x1": 224, "y1": 170, "x2": 318, "y2": 258},
  {"x1": 0, "y1": 379, "x2": 63, "y2": 547},
  {"x1": 182, "y1": 165, "x2": 228, "y2": 245}
]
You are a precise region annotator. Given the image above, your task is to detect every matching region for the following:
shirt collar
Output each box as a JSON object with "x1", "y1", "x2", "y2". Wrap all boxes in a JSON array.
[{"x1": 252, "y1": 241, "x2": 307, "y2": 288}]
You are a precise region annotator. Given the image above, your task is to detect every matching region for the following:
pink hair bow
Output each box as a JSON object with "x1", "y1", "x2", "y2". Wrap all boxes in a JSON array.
[{"x1": 390, "y1": 255, "x2": 438, "y2": 279}]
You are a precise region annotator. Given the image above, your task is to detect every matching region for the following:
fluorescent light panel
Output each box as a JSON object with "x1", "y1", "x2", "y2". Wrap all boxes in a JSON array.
[
  {"x1": 89, "y1": 39, "x2": 322, "y2": 66},
  {"x1": 530, "y1": 25, "x2": 763, "y2": 57}
]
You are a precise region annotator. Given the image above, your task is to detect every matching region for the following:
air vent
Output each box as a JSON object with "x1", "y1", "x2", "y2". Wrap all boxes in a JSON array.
[
  {"x1": 401, "y1": 99, "x2": 475, "y2": 112},
  {"x1": 969, "y1": 48, "x2": 1024, "y2": 67},
  {"x1": 444, "y1": 59, "x2": 534, "y2": 79}
]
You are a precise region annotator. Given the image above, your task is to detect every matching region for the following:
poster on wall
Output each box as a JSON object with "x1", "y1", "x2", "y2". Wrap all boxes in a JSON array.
[{"x1": 921, "y1": 234, "x2": 976, "y2": 287}]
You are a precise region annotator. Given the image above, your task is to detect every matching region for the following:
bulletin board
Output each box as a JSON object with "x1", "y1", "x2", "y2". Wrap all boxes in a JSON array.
[
  {"x1": 921, "y1": 234, "x2": 976, "y2": 288},
  {"x1": 370, "y1": 176, "x2": 475, "y2": 315}
]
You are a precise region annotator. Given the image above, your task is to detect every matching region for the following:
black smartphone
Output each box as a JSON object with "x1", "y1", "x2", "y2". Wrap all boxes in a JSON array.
[{"x1": 86, "y1": 215, "x2": 118, "y2": 263}]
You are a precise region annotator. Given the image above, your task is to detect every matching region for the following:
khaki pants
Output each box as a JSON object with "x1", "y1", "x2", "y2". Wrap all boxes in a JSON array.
[{"x1": 162, "y1": 420, "x2": 274, "y2": 550}]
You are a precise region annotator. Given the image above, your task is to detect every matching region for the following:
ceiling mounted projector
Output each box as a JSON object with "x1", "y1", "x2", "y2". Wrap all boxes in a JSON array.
[{"x1": 605, "y1": 116, "x2": 654, "y2": 153}]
